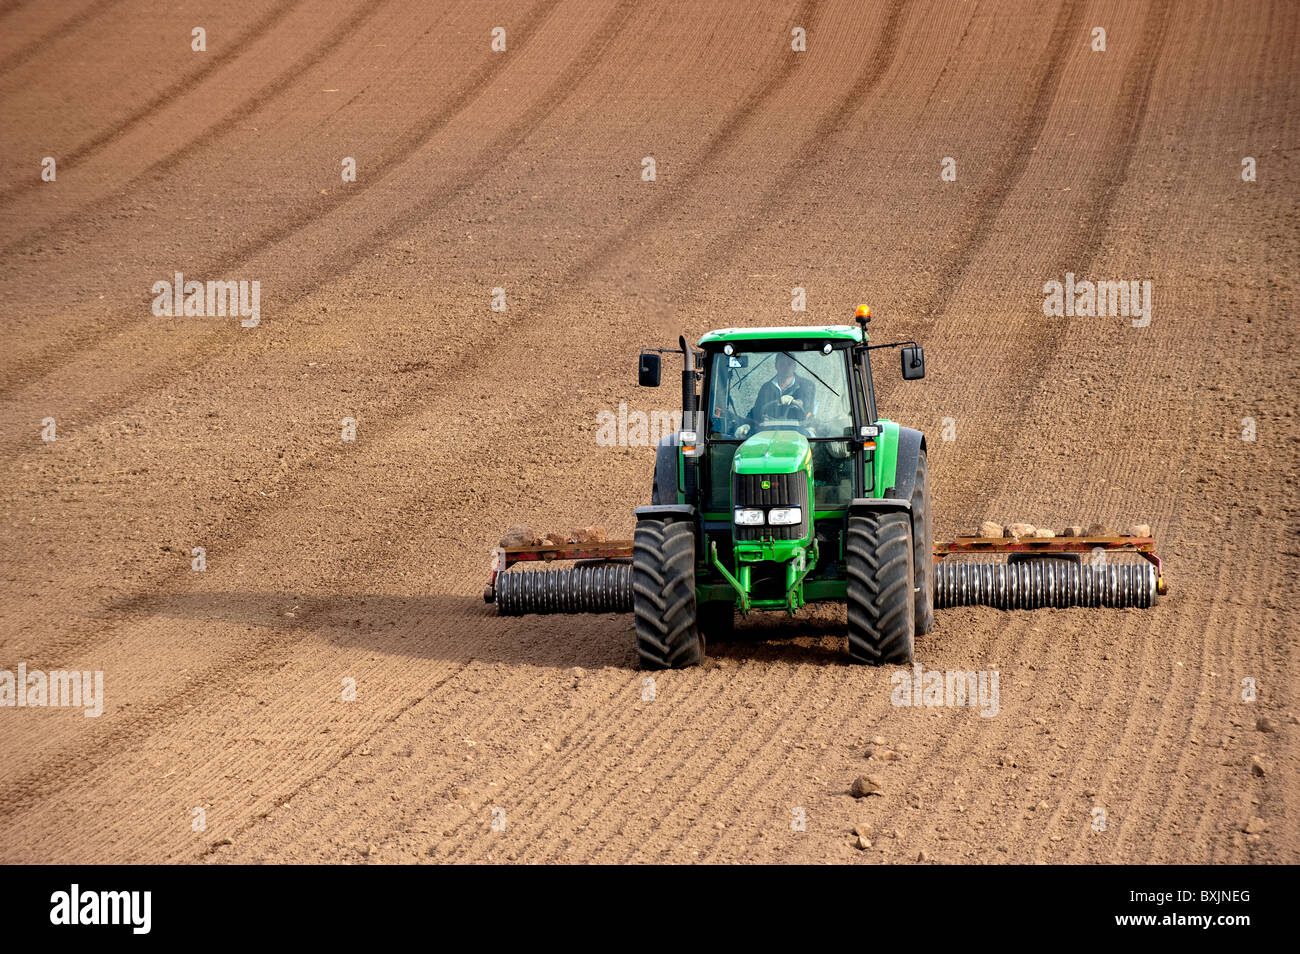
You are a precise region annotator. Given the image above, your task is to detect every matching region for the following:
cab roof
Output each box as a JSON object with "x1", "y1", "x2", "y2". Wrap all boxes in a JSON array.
[{"x1": 697, "y1": 325, "x2": 865, "y2": 346}]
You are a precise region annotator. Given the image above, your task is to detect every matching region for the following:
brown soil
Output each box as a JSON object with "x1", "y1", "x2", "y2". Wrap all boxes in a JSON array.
[{"x1": 0, "y1": 0, "x2": 1296, "y2": 864}]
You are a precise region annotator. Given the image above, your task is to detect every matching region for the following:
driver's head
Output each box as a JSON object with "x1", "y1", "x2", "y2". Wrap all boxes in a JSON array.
[{"x1": 775, "y1": 352, "x2": 795, "y2": 386}]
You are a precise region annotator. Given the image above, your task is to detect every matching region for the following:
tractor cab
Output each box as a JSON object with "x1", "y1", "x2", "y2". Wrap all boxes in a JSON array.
[{"x1": 698, "y1": 328, "x2": 864, "y2": 513}]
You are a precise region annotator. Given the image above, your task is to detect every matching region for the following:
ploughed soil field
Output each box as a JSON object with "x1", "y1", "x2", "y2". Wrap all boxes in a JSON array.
[{"x1": 0, "y1": 0, "x2": 1296, "y2": 864}]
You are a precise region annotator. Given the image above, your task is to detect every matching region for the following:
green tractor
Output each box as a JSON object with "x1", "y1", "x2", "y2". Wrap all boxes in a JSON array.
[
  {"x1": 632, "y1": 305, "x2": 932, "y2": 668},
  {"x1": 486, "y1": 305, "x2": 1164, "y2": 662}
]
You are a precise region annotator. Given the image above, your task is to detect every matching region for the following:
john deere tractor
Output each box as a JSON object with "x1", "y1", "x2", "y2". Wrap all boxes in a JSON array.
[
  {"x1": 631, "y1": 305, "x2": 931, "y2": 668},
  {"x1": 486, "y1": 305, "x2": 1164, "y2": 663}
]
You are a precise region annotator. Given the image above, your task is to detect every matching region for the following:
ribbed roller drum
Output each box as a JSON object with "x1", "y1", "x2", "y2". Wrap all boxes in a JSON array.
[
  {"x1": 495, "y1": 562, "x2": 633, "y2": 616},
  {"x1": 935, "y1": 560, "x2": 1157, "y2": 610}
]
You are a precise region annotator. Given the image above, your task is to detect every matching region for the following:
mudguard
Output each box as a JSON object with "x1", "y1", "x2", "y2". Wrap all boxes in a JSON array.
[
  {"x1": 847, "y1": 498, "x2": 913, "y2": 518},
  {"x1": 634, "y1": 504, "x2": 697, "y2": 523},
  {"x1": 651, "y1": 432, "x2": 680, "y2": 505},
  {"x1": 884, "y1": 427, "x2": 925, "y2": 502}
]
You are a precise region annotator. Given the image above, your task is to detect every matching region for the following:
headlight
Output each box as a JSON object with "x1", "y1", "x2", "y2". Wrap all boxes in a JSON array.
[
  {"x1": 734, "y1": 509, "x2": 765, "y2": 526},
  {"x1": 767, "y1": 507, "x2": 803, "y2": 526}
]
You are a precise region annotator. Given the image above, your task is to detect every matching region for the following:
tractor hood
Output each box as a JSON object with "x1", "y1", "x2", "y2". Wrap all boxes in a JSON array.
[{"x1": 733, "y1": 430, "x2": 812, "y2": 475}]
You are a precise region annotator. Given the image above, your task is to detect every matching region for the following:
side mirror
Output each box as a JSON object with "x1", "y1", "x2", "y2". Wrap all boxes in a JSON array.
[
  {"x1": 900, "y1": 345, "x2": 925, "y2": 381},
  {"x1": 638, "y1": 352, "x2": 661, "y2": 387}
]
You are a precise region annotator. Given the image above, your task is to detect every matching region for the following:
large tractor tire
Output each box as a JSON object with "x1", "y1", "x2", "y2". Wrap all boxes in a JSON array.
[
  {"x1": 633, "y1": 519, "x2": 704, "y2": 668},
  {"x1": 846, "y1": 511, "x2": 916, "y2": 664},
  {"x1": 909, "y1": 449, "x2": 936, "y2": 636}
]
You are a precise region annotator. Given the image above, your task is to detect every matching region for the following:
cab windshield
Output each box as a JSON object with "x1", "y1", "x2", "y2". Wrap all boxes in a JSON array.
[{"x1": 705, "y1": 348, "x2": 854, "y2": 441}]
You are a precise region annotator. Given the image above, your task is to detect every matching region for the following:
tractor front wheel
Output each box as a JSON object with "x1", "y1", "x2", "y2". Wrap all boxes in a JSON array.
[
  {"x1": 846, "y1": 512, "x2": 916, "y2": 664},
  {"x1": 633, "y1": 519, "x2": 704, "y2": 668}
]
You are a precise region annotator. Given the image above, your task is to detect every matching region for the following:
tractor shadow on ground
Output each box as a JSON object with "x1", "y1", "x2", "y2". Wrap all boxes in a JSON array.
[{"x1": 135, "y1": 591, "x2": 857, "y2": 670}]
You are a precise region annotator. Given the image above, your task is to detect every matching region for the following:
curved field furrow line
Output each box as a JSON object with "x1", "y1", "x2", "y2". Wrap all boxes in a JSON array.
[
  {"x1": 914, "y1": 0, "x2": 1084, "y2": 322},
  {"x1": 2, "y1": 0, "x2": 899, "y2": 656},
  {"x1": 1, "y1": 340, "x2": 732, "y2": 832},
  {"x1": 0, "y1": 0, "x2": 655, "y2": 661},
  {"x1": 0, "y1": 0, "x2": 124, "y2": 77},
  {"x1": 0, "y1": 0, "x2": 309, "y2": 208},
  {"x1": 0, "y1": 0, "x2": 34, "y2": 20}
]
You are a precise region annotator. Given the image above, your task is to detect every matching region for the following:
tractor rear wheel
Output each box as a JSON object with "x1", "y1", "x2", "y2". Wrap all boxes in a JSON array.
[
  {"x1": 633, "y1": 519, "x2": 704, "y2": 668},
  {"x1": 910, "y1": 449, "x2": 935, "y2": 636},
  {"x1": 846, "y1": 512, "x2": 916, "y2": 664}
]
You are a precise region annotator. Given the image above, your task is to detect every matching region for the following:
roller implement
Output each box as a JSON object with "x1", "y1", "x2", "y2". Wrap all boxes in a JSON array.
[{"x1": 484, "y1": 306, "x2": 1167, "y2": 668}]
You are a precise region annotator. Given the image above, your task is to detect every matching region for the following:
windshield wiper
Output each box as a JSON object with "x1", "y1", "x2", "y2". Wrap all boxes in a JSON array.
[{"x1": 786, "y1": 351, "x2": 839, "y2": 396}]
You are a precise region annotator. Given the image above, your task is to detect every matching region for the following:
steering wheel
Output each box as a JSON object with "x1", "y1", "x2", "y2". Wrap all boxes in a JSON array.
[{"x1": 754, "y1": 395, "x2": 806, "y2": 421}]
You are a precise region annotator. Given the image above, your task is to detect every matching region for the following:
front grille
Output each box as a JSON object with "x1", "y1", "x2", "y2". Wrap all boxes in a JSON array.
[{"x1": 732, "y1": 472, "x2": 810, "y2": 541}]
